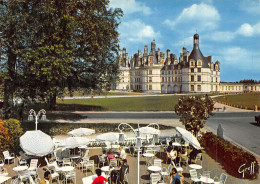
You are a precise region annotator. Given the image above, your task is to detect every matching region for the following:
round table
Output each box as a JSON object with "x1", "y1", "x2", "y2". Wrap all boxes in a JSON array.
[
  {"x1": 172, "y1": 142, "x2": 181, "y2": 147},
  {"x1": 200, "y1": 176, "x2": 214, "y2": 183},
  {"x1": 143, "y1": 153, "x2": 154, "y2": 157},
  {"x1": 147, "y1": 166, "x2": 161, "y2": 172},
  {"x1": 189, "y1": 164, "x2": 202, "y2": 170},
  {"x1": 143, "y1": 153, "x2": 154, "y2": 166},
  {"x1": 59, "y1": 166, "x2": 75, "y2": 172},
  {"x1": 13, "y1": 166, "x2": 28, "y2": 172},
  {"x1": 101, "y1": 166, "x2": 115, "y2": 172}
]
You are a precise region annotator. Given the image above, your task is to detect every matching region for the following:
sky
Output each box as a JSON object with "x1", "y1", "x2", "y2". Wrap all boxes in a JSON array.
[{"x1": 109, "y1": 0, "x2": 260, "y2": 82}]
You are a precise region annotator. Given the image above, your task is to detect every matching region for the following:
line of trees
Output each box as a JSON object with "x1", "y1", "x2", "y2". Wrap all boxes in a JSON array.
[{"x1": 0, "y1": 0, "x2": 123, "y2": 118}]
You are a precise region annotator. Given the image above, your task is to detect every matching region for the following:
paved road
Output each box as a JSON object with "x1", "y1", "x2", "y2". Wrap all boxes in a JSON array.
[
  {"x1": 206, "y1": 112, "x2": 260, "y2": 157},
  {"x1": 74, "y1": 111, "x2": 260, "y2": 157}
]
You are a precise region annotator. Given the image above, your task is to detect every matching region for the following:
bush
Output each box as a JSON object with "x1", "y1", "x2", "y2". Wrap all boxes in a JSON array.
[
  {"x1": 4, "y1": 119, "x2": 24, "y2": 154},
  {"x1": 200, "y1": 132, "x2": 259, "y2": 179},
  {"x1": 0, "y1": 120, "x2": 10, "y2": 159}
]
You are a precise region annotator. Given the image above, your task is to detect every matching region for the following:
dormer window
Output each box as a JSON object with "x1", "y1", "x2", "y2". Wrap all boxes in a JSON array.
[
  {"x1": 197, "y1": 59, "x2": 202, "y2": 67},
  {"x1": 190, "y1": 59, "x2": 195, "y2": 67}
]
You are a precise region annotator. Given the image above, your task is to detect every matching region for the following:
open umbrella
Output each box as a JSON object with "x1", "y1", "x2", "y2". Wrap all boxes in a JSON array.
[
  {"x1": 134, "y1": 126, "x2": 160, "y2": 134},
  {"x1": 95, "y1": 132, "x2": 120, "y2": 142},
  {"x1": 58, "y1": 137, "x2": 89, "y2": 148},
  {"x1": 20, "y1": 130, "x2": 54, "y2": 157},
  {"x1": 175, "y1": 127, "x2": 201, "y2": 149},
  {"x1": 67, "y1": 128, "x2": 95, "y2": 137}
]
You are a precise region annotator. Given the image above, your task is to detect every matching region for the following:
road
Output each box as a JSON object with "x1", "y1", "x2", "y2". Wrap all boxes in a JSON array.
[{"x1": 74, "y1": 111, "x2": 260, "y2": 157}]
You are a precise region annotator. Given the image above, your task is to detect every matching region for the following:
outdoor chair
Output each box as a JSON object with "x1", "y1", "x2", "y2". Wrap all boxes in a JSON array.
[
  {"x1": 171, "y1": 161, "x2": 183, "y2": 173},
  {"x1": 46, "y1": 167, "x2": 60, "y2": 184},
  {"x1": 98, "y1": 154, "x2": 106, "y2": 168},
  {"x1": 153, "y1": 159, "x2": 162, "y2": 167},
  {"x1": 109, "y1": 158, "x2": 117, "y2": 168},
  {"x1": 83, "y1": 160, "x2": 95, "y2": 176},
  {"x1": 29, "y1": 164, "x2": 41, "y2": 179},
  {"x1": 28, "y1": 159, "x2": 38, "y2": 172},
  {"x1": 54, "y1": 150, "x2": 63, "y2": 166},
  {"x1": 0, "y1": 168, "x2": 8, "y2": 176},
  {"x1": 194, "y1": 153, "x2": 202, "y2": 165},
  {"x1": 213, "y1": 173, "x2": 227, "y2": 184},
  {"x1": 150, "y1": 173, "x2": 161, "y2": 184},
  {"x1": 45, "y1": 157, "x2": 56, "y2": 170},
  {"x1": 62, "y1": 158, "x2": 72, "y2": 166},
  {"x1": 19, "y1": 151, "x2": 31, "y2": 163},
  {"x1": 202, "y1": 171, "x2": 211, "y2": 178},
  {"x1": 18, "y1": 170, "x2": 31, "y2": 183},
  {"x1": 189, "y1": 169, "x2": 201, "y2": 184},
  {"x1": 179, "y1": 153, "x2": 188, "y2": 168},
  {"x1": 0, "y1": 160, "x2": 5, "y2": 168},
  {"x1": 63, "y1": 170, "x2": 76, "y2": 184},
  {"x1": 17, "y1": 156, "x2": 27, "y2": 166},
  {"x1": 2, "y1": 151, "x2": 15, "y2": 166},
  {"x1": 160, "y1": 164, "x2": 172, "y2": 182},
  {"x1": 79, "y1": 157, "x2": 89, "y2": 171}
]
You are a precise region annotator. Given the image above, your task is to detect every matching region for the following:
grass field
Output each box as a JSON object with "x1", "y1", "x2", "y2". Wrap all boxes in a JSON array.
[
  {"x1": 57, "y1": 95, "x2": 181, "y2": 111},
  {"x1": 214, "y1": 92, "x2": 260, "y2": 110}
]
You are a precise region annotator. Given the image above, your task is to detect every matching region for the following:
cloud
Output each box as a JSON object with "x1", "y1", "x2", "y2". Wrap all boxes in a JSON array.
[
  {"x1": 205, "y1": 31, "x2": 236, "y2": 42},
  {"x1": 163, "y1": 3, "x2": 220, "y2": 33},
  {"x1": 236, "y1": 22, "x2": 260, "y2": 37},
  {"x1": 217, "y1": 47, "x2": 260, "y2": 72},
  {"x1": 239, "y1": 0, "x2": 260, "y2": 15},
  {"x1": 119, "y1": 19, "x2": 161, "y2": 43},
  {"x1": 109, "y1": 0, "x2": 151, "y2": 15}
]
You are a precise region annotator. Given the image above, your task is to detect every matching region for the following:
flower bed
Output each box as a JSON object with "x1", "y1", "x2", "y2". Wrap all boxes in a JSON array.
[{"x1": 200, "y1": 132, "x2": 259, "y2": 179}]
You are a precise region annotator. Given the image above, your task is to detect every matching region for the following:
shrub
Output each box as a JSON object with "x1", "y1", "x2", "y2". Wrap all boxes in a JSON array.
[
  {"x1": 4, "y1": 119, "x2": 23, "y2": 154},
  {"x1": 0, "y1": 120, "x2": 10, "y2": 159},
  {"x1": 200, "y1": 132, "x2": 259, "y2": 179}
]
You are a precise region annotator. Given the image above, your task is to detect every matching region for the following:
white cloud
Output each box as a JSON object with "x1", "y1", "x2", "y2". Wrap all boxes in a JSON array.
[
  {"x1": 236, "y1": 22, "x2": 260, "y2": 37},
  {"x1": 163, "y1": 3, "x2": 220, "y2": 32},
  {"x1": 218, "y1": 47, "x2": 260, "y2": 71},
  {"x1": 109, "y1": 0, "x2": 151, "y2": 15},
  {"x1": 239, "y1": 0, "x2": 260, "y2": 15},
  {"x1": 206, "y1": 31, "x2": 236, "y2": 42},
  {"x1": 119, "y1": 19, "x2": 161, "y2": 43}
]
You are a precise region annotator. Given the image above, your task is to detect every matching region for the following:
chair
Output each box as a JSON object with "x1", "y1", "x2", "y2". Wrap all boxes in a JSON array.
[
  {"x1": 0, "y1": 168, "x2": 8, "y2": 176},
  {"x1": 202, "y1": 171, "x2": 211, "y2": 178},
  {"x1": 28, "y1": 159, "x2": 38, "y2": 172},
  {"x1": 45, "y1": 157, "x2": 56, "y2": 170},
  {"x1": 194, "y1": 153, "x2": 202, "y2": 165},
  {"x1": 189, "y1": 169, "x2": 201, "y2": 183},
  {"x1": 17, "y1": 157, "x2": 27, "y2": 166},
  {"x1": 54, "y1": 150, "x2": 63, "y2": 166},
  {"x1": 150, "y1": 173, "x2": 161, "y2": 184},
  {"x1": 99, "y1": 154, "x2": 106, "y2": 168},
  {"x1": 171, "y1": 161, "x2": 183, "y2": 174},
  {"x1": 19, "y1": 151, "x2": 31, "y2": 163},
  {"x1": 63, "y1": 170, "x2": 76, "y2": 184},
  {"x1": 109, "y1": 158, "x2": 117, "y2": 168},
  {"x1": 83, "y1": 160, "x2": 95, "y2": 176},
  {"x1": 29, "y1": 164, "x2": 41, "y2": 179},
  {"x1": 153, "y1": 159, "x2": 162, "y2": 167},
  {"x1": 160, "y1": 164, "x2": 172, "y2": 182},
  {"x1": 179, "y1": 153, "x2": 188, "y2": 168},
  {"x1": 46, "y1": 167, "x2": 60, "y2": 184},
  {"x1": 62, "y1": 158, "x2": 72, "y2": 166},
  {"x1": 2, "y1": 151, "x2": 15, "y2": 166},
  {"x1": 214, "y1": 173, "x2": 227, "y2": 184},
  {"x1": 18, "y1": 170, "x2": 31, "y2": 183},
  {"x1": 79, "y1": 157, "x2": 89, "y2": 171}
]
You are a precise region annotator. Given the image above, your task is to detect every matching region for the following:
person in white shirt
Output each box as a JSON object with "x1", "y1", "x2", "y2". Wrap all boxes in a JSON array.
[{"x1": 119, "y1": 146, "x2": 126, "y2": 160}]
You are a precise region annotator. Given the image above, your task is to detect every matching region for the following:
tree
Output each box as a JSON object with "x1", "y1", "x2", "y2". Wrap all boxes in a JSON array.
[
  {"x1": 174, "y1": 95, "x2": 214, "y2": 136},
  {"x1": 4, "y1": 119, "x2": 23, "y2": 154},
  {"x1": 0, "y1": 0, "x2": 123, "y2": 115}
]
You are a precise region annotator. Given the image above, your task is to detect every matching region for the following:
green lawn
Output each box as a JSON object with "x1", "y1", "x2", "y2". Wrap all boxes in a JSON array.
[
  {"x1": 57, "y1": 95, "x2": 181, "y2": 111},
  {"x1": 214, "y1": 93, "x2": 260, "y2": 110}
]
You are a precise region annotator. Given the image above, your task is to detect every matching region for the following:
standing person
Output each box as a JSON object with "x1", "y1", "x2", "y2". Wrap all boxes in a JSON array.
[
  {"x1": 118, "y1": 159, "x2": 129, "y2": 184},
  {"x1": 119, "y1": 147, "x2": 126, "y2": 160},
  {"x1": 40, "y1": 171, "x2": 51, "y2": 184},
  {"x1": 169, "y1": 168, "x2": 184, "y2": 184},
  {"x1": 92, "y1": 168, "x2": 108, "y2": 184}
]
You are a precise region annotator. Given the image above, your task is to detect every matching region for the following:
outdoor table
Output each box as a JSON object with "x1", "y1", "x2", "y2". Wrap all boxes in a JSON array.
[
  {"x1": 101, "y1": 166, "x2": 115, "y2": 183},
  {"x1": 143, "y1": 153, "x2": 154, "y2": 166},
  {"x1": 172, "y1": 142, "x2": 181, "y2": 147},
  {"x1": 13, "y1": 166, "x2": 28, "y2": 172},
  {"x1": 189, "y1": 164, "x2": 202, "y2": 170},
  {"x1": 59, "y1": 166, "x2": 75, "y2": 172},
  {"x1": 147, "y1": 166, "x2": 161, "y2": 173},
  {"x1": 0, "y1": 176, "x2": 11, "y2": 184},
  {"x1": 82, "y1": 173, "x2": 107, "y2": 184},
  {"x1": 200, "y1": 176, "x2": 214, "y2": 184}
]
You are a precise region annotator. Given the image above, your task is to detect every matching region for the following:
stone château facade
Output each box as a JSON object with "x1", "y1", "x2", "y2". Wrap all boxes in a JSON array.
[{"x1": 115, "y1": 34, "x2": 259, "y2": 93}]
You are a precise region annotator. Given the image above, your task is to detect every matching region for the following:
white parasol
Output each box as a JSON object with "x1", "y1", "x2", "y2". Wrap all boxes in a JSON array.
[
  {"x1": 67, "y1": 128, "x2": 95, "y2": 137},
  {"x1": 175, "y1": 127, "x2": 201, "y2": 149},
  {"x1": 95, "y1": 132, "x2": 121, "y2": 142},
  {"x1": 20, "y1": 130, "x2": 54, "y2": 157},
  {"x1": 134, "y1": 126, "x2": 160, "y2": 134},
  {"x1": 58, "y1": 137, "x2": 89, "y2": 148}
]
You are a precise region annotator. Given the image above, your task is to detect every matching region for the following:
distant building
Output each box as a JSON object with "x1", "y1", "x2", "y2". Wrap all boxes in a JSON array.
[{"x1": 115, "y1": 34, "x2": 259, "y2": 93}]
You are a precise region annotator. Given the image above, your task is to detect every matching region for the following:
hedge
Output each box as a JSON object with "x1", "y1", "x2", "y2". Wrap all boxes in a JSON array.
[{"x1": 200, "y1": 132, "x2": 259, "y2": 179}]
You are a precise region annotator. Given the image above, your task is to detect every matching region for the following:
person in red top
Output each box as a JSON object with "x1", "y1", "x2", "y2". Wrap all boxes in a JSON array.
[{"x1": 92, "y1": 168, "x2": 108, "y2": 184}]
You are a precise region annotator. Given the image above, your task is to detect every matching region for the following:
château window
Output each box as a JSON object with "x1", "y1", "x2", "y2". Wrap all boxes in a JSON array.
[
  {"x1": 191, "y1": 75, "x2": 194, "y2": 82},
  {"x1": 197, "y1": 75, "x2": 201, "y2": 82},
  {"x1": 191, "y1": 68, "x2": 194, "y2": 73},
  {"x1": 197, "y1": 61, "x2": 201, "y2": 66},
  {"x1": 149, "y1": 70, "x2": 152, "y2": 75},
  {"x1": 197, "y1": 85, "x2": 201, "y2": 91},
  {"x1": 149, "y1": 77, "x2": 152, "y2": 82},
  {"x1": 197, "y1": 68, "x2": 201, "y2": 72},
  {"x1": 149, "y1": 85, "x2": 152, "y2": 90},
  {"x1": 150, "y1": 63, "x2": 153, "y2": 67},
  {"x1": 149, "y1": 57, "x2": 153, "y2": 62},
  {"x1": 191, "y1": 85, "x2": 194, "y2": 91},
  {"x1": 190, "y1": 62, "x2": 194, "y2": 66}
]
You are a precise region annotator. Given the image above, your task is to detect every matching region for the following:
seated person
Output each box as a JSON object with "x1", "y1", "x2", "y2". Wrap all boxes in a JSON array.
[
  {"x1": 189, "y1": 148, "x2": 202, "y2": 162},
  {"x1": 100, "y1": 150, "x2": 108, "y2": 166},
  {"x1": 107, "y1": 149, "x2": 115, "y2": 162},
  {"x1": 119, "y1": 146, "x2": 126, "y2": 160},
  {"x1": 118, "y1": 159, "x2": 129, "y2": 183},
  {"x1": 92, "y1": 168, "x2": 108, "y2": 184}
]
